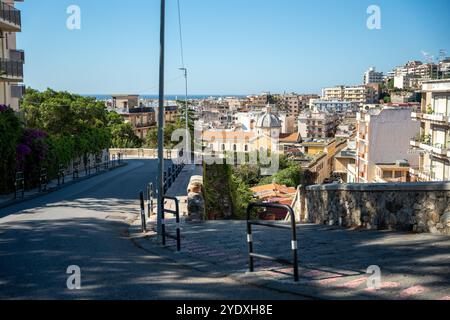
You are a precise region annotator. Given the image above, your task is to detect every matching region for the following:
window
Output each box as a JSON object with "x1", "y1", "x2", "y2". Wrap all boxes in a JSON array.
[
  {"x1": 383, "y1": 171, "x2": 392, "y2": 179},
  {"x1": 233, "y1": 144, "x2": 237, "y2": 151},
  {"x1": 245, "y1": 145, "x2": 248, "y2": 152},
  {"x1": 222, "y1": 144, "x2": 225, "y2": 151}
]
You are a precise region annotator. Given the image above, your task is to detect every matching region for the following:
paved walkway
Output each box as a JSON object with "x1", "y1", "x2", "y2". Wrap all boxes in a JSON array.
[
  {"x1": 132, "y1": 219, "x2": 450, "y2": 300},
  {"x1": 0, "y1": 162, "x2": 125, "y2": 209}
]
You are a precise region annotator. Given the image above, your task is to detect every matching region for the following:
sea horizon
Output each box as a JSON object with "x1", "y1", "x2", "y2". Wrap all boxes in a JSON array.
[{"x1": 82, "y1": 94, "x2": 249, "y2": 101}]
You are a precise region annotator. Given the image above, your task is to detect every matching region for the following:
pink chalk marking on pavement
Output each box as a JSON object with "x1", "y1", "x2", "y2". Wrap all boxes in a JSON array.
[
  {"x1": 318, "y1": 276, "x2": 342, "y2": 286},
  {"x1": 364, "y1": 281, "x2": 400, "y2": 292},
  {"x1": 274, "y1": 268, "x2": 295, "y2": 274},
  {"x1": 399, "y1": 285, "x2": 430, "y2": 298},
  {"x1": 304, "y1": 270, "x2": 326, "y2": 278},
  {"x1": 341, "y1": 277, "x2": 368, "y2": 289}
]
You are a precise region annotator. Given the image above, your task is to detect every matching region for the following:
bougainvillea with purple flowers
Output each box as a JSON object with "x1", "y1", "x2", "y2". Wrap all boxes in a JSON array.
[
  {"x1": 0, "y1": 104, "x2": 9, "y2": 112},
  {"x1": 16, "y1": 129, "x2": 50, "y2": 182}
]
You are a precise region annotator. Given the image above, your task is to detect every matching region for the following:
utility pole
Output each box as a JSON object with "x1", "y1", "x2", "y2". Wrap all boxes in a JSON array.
[
  {"x1": 179, "y1": 67, "x2": 188, "y2": 160},
  {"x1": 157, "y1": 0, "x2": 165, "y2": 238}
]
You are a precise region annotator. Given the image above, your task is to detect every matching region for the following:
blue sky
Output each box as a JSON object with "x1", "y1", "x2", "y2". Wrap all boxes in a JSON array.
[{"x1": 17, "y1": 0, "x2": 450, "y2": 95}]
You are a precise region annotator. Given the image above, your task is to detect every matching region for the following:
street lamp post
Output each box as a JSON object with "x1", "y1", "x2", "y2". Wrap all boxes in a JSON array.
[
  {"x1": 157, "y1": 0, "x2": 166, "y2": 238},
  {"x1": 179, "y1": 67, "x2": 188, "y2": 160}
]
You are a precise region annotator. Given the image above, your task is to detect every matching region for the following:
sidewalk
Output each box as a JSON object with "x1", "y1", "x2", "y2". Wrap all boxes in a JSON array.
[
  {"x1": 0, "y1": 162, "x2": 127, "y2": 209},
  {"x1": 130, "y1": 219, "x2": 450, "y2": 300}
]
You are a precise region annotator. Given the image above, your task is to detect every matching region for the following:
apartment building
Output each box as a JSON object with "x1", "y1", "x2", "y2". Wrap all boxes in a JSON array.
[
  {"x1": 246, "y1": 94, "x2": 269, "y2": 108},
  {"x1": 323, "y1": 86, "x2": 345, "y2": 101},
  {"x1": 334, "y1": 147, "x2": 356, "y2": 183},
  {"x1": 110, "y1": 94, "x2": 139, "y2": 109},
  {"x1": 310, "y1": 99, "x2": 359, "y2": 114},
  {"x1": 410, "y1": 80, "x2": 450, "y2": 181},
  {"x1": 294, "y1": 138, "x2": 347, "y2": 184},
  {"x1": 439, "y1": 58, "x2": 450, "y2": 78},
  {"x1": 298, "y1": 109, "x2": 339, "y2": 140},
  {"x1": 282, "y1": 94, "x2": 302, "y2": 117},
  {"x1": 0, "y1": 0, "x2": 24, "y2": 111},
  {"x1": 364, "y1": 67, "x2": 384, "y2": 84},
  {"x1": 121, "y1": 107, "x2": 156, "y2": 139},
  {"x1": 355, "y1": 107, "x2": 419, "y2": 183},
  {"x1": 394, "y1": 61, "x2": 439, "y2": 81},
  {"x1": 322, "y1": 85, "x2": 377, "y2": 104},
  {"x1": 223, "y1": 97, "x2": 242, "y2": 111},
  {"x1": 344, "y1": 86, "x2": 377, "y2": 104}
]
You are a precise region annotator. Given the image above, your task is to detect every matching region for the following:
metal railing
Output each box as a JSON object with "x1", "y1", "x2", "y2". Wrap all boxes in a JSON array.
[
  {"x1": 14, "y1": 171, "x2": 24, "y2": 200},
  {"x1": 57, "y1": 164, "x2": 65, "y2": 186},
  {"x1": 0, "y1": 59, "x2": 23, "y2": 78},
  {"x1": 246, "y1": 203, "x2": 299, "y2": 282},
  {"x1": 0, "y1": 2, "x2": 21, "y2": 26},
  {"x1": 39, "y1": 168, "x2": 48, "y2": 193},
  {"x1": 163, "y1": 163, "x2": 185, "y2": 194},
  {"x1": 162, "y1": 196, "x2": 181, "y2": 251}
]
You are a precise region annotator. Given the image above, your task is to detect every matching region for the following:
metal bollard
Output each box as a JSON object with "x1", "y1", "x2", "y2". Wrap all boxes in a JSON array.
[
  {"x1": 147, "y1": 183, "x2": 154, "y2": 218},
  {"x1": 140, "y1": 191, "x2": 147, "y2": 233}
]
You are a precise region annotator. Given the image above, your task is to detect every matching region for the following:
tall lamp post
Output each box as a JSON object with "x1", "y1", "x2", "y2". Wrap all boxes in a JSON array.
[
  {"x1": 157, "y1": 0, "x2": 166, "y2": 238},
  {"x1": 179, "y1": 67, "x2": 188, "y2": 158}
]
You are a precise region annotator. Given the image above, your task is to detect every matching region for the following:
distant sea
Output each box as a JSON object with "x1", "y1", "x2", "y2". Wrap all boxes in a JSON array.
[{"x1": 83, "y1": 94, "x2": 247, "y2": 101}]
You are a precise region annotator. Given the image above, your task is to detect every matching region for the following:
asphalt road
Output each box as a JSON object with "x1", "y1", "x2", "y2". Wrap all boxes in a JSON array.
[{"x1": 0, "y1": 159, "x2": 299, "y2": 300}]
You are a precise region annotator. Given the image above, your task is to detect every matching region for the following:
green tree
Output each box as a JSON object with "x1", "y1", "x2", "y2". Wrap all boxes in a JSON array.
[
  {"x1": 0, "y1": 106, "x2": 22, "y2": 193},
  {"x1": 145, "y1": 123, "x2": 179, "y2": 149},
  {"x1": 110, "y1": 122, "x2": 143, "y2": 148}
]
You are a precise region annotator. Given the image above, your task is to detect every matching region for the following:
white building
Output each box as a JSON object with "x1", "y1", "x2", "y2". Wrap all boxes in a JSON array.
[
  {"x1": 364, "y1": 67, "x2": 384, "y2": 84},
  {"x1": 355, "y1": 107, "x2": 420, "y2": 183},
  {"x1": 410, "y1": 80, "x2": 450, "y2": 182},
  {"x1": 310, "y1": 99, "x2": 359, "y2": 114},
  {"x1": 322, "y1": 85, "x2": 377, "y2": 104}
]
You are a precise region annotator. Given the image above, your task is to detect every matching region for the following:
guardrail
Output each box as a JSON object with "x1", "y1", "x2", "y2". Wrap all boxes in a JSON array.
[
  {"x1": 162, "y1": 196, "x2": 181, "y2": 251},
  {"x1": 246, "y1": 203, "x2": 299, "y2": 282},
  {"x1": 39, "y1": 168, "x2": 48, "y2": 193},
  {"x1": 8, "y1": 156, "x2": 123, "y2": 200},
  {"x1": 163, "y1": 163, "x2": 185, "y2": 194}
]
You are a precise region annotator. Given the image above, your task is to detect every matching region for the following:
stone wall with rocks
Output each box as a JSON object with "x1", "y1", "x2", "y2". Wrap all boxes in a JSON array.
[
  {"x1": 186, "y1": 175, "x2": 205, "y2": 222},
  {"x1": 303, "y1": 182, "x2": 450, "y2": 235}
]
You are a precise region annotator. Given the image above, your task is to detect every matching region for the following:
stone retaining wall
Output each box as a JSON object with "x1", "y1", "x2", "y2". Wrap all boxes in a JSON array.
[{"x1": 303, "y1": 182, "x2": 450, "y2": 235}]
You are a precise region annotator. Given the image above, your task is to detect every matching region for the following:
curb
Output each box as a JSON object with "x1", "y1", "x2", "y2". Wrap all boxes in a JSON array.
[{"x1": 0, "y1": 163, "x2": 128, "y2": 209}]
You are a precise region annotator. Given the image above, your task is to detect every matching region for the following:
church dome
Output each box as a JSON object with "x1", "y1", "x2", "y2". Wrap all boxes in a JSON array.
[{"x1": 256, "y1": 108, "x2": 282, "y2": 128}]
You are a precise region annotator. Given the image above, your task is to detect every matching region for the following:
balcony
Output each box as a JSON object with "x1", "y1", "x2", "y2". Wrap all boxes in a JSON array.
[
  {"x1": 0, "y1": 58, "x2": 23, "y2": 81},
  {"x1": 0, "y1": 2, "x2": 21, "y2": 32},
  {"x1": 134, "y1": 122, "x2": 156, "y2": 129},
  {"x1": 410, "y1": 168, "x2": 439, "y2": 182},
  {"x1": 9, "y1": 49, "x2": 25, "y2": 63},
  {"x1": 423, "y1": 113, "x2": 449, "y2": 125},
  {"x1": 10, "y1": 84, "x2": 25, "y2": 98},
  {"x1": 411, "y1": 135, "x2": 448, "y2": 157},
  {"x1": 429, "y1": 143, "x2": 448, "y2": 157}
]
